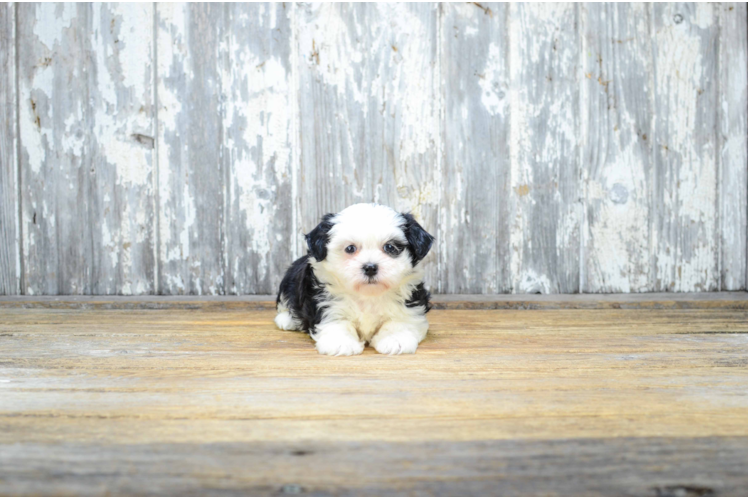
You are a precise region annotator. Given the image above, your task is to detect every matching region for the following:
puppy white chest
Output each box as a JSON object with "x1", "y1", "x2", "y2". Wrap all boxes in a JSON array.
[
  {"x1": 349, "y1": 297, "x2": 390, "y2": 341},
  {"x1": 277, "y1": 203, "x2": 434, "y2": 355}
]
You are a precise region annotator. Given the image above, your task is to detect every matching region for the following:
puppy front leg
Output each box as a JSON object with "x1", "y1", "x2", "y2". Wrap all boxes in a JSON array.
[
  {"x1": 370, "y1": 317, "x2": 428, "y2": 355},
  {"x1": 313, "y1": 321, "x2": 365, "y2": 356}
]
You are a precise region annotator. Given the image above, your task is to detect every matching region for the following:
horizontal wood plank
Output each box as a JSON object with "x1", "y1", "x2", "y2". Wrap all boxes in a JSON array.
[
  {"x1": 2, "y1": 292, "x2": 748, "y2": 310},
  {"x1": 1, "y1": 307, "x2": 747, "y2": 494},
  {"x1": 1, "y1": 310, "x2": 747, "y2": 426},
  {"x1": 1, "y1": 437, "x2": 746, "y2": 496}
]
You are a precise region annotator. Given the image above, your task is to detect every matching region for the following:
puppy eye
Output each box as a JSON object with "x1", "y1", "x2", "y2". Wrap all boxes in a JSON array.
[
  {"x1": 383, "y1": 243, "x2": 401, "y2": 256},
  {"x1": 345, "y1": 245, "x2": 357, "y2": 254}
]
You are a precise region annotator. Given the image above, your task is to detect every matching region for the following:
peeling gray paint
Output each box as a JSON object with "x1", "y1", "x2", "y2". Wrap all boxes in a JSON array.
[
  {"x1": 0, "y1": 3, "x2": 18, "y2": 295},
  {"x1": 156, "y1": 3, "x2": 224, "y2": 294},
  {"x1": 719, "y1": 3, "x2": 747, "y2": 291},
  {"x1": 440, "y1": 3, "x2": 509, "y2": 294},
  {"x1": 296, "y1": 3, "x2": 441, "y2": 287},
  {"x1": 652, "y1": 3, "x2": 719, "y2": 292},
  {"x1": 223, "y1": 3, "x2": 294, "y2": 295},
  {"x1": 508, "y1": 3, "x2": 581, "y2": 294},
  {"x1": 17, "y1": 3, "x2": 155, "y2": 295},
  {"x1": 582, "y1": 3, "x2": 654, "y2": 293},
  {"x1": 1, "y1": 2, "x2": 747, "y2": 295}
]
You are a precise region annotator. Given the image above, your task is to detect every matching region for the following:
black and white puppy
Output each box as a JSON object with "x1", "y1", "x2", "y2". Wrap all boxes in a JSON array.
[{"x1": 275, "y1": 203, "x2": 434, "y2": 356}]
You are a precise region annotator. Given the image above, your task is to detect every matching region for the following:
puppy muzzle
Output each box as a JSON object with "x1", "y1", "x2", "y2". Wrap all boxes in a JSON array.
[{"x1": 362, "y1": 263, "x2": 378, "y2": 277}]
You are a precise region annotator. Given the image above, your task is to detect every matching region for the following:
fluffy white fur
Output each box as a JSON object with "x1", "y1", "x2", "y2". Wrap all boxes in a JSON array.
[{"x1": 276, "y1": 204, "x2": 430, "y2": 356}]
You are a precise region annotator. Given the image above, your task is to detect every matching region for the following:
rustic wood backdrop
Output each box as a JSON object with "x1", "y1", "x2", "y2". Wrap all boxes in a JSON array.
[{"x1": 0, "y1": 3, "x2": 746, "y2": 295}]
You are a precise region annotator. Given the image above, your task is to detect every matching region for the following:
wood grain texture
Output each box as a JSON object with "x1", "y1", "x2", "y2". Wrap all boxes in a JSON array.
[
  {"x1": 440, "y1": 3, "x2": 509, "y2": 294},
  {"x1": 2, "y1": 438, "x2": 747, "y2": 496},
  {"x1": 17, "y1": 3, "x2": 155, "y2": 295},
  {"x1": 652, "y1": 3, "x2": 720, "y2": 292},
  {"x1": 223, "y1": 3, "x2": 294, "y2": 295},
  {"x1": 0, "y1": 3, "x2": 18, "y2": 295},
  {"x1": 3, "y1": 308, "x2": 746, "y2": 437},
  {"x1": 18, "y1": 3, "x2": 91, "y2": 295},
  {"x1": 296, "y1": 3, "x2": 440, "y2": 285},
  {"x1": 581, "y1": 4, "x2": 654, "y2": 293},
  {"x1": 156, "y1": 3, "x2": 224, "y2": 294},
  {"x1": 1, "y1": 3, "x2": 747, "y2": 296},
  {"x1": 508, "y1": 3, "x2": 581, "y2": 294},
  {"x1": 3, "y1": 291, "x2": 748, "y2": 310},
  {"x1": 1, "y1": 307, "x2": 748, "y2": 494},
  {"x1": 719, "y1": 3, "x2": 747, "y2": 291}
]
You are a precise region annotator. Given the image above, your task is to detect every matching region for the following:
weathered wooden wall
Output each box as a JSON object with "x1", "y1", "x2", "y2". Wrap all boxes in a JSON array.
[{"x1": 0, "y1": 2, "x2": 746, "y2": 295}]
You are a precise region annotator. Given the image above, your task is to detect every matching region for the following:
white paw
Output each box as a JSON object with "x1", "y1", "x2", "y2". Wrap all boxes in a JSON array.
[
  {"x1": 315, "y1": 332, "x2": 365, "y2": 356},
  {"x1": 274, "y1": 311, "x2": 300, "y2": 331},
  {"x1": 371, "y1": 332, "x2": 420, "y2": 355}
]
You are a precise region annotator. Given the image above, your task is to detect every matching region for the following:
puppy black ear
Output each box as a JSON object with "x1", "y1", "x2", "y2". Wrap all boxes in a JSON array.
[
  {"x1": 400, "y1": 213, "x2": 434, "y2": 266},
  {"x1": 305, "y1": 213, "x2": 336, "y2": 261}
]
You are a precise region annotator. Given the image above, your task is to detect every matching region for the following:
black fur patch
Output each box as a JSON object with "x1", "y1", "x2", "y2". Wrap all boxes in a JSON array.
[
  {"x1": 400, "y1": 213, "x2": 435, "y2": 265},
  {"x1": 405, "y1": 282, "x2": 432, "y2": 313},
  {"x1": 384, "y1": 240, "x2": 407, "y2": 257},
  {"x1": 305, "y1": 213, "x2": 336, "y2": 261},
  {"x1": 276, "y1": 255, "x2": 327, "y2": 335},
  {"x1": 279, "y1": 210, "x2": 433, "y2": 337}
]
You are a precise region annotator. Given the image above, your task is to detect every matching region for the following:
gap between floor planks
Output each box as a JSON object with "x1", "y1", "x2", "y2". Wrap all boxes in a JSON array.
[{"x1": 1, "y1": 291, "x2": 748, "y2": 310}]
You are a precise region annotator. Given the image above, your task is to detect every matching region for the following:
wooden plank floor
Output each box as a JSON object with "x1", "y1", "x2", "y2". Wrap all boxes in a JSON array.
[{"x1": 1, "y1": 302, "x2": 748, "y2": 495}]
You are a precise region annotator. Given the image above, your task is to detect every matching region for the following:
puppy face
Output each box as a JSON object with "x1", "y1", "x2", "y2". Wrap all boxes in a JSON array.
[{"x1": 306, "y1": 204, "x2": 434, "y2": 297}]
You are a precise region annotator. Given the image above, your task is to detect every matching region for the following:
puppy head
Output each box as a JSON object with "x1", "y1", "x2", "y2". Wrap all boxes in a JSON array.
[{"x1": 306, "y1": 204, "x2": 434, "y2": 296}]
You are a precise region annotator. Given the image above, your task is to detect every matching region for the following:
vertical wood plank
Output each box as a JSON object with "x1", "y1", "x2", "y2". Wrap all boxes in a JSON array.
[
  {"x1": 90, "y1": 3, "x2": 156, "y2": 295},
  {"x1": 7, "y1": 2, "x2": 748, "y2": 296},
  {"x1": 508, "y1": 3, "x2": 581, "y2": 294},
  {"x1": 156, "y1": 4, "x2": 224, "y2": 294},
  {"x1": 223, "y1": 3, "x2": 293, "y2": 295},
  {"x1": 18, "y1": 3, "x2": 90, "y2": 295},
  {"x1": 296, "y1": 3, "x2": 440, "y2": 285},
  {"x1": 718, "y1": 3, "x2": 747, "y2": 291},
  {"x1": 0, "y1": 2, "x2": 19, "y2": 295},
  {"x1": 652, "y1": 3, "x2": 719, "y2": 292},
  {"x1": 440, "y1": 3, "x2": 509, "y2": 293},
  {"x1": 581, "y1": 4, "x2": 654, "y2": 292},
  {"x1": 18, "y1": 3, "x2": 155, "y2": 295}
]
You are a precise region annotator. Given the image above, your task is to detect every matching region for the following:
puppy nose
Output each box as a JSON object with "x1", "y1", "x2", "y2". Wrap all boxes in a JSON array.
[{"x1": 363, "y1": 263, "x2": 378, "y2": 277}]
